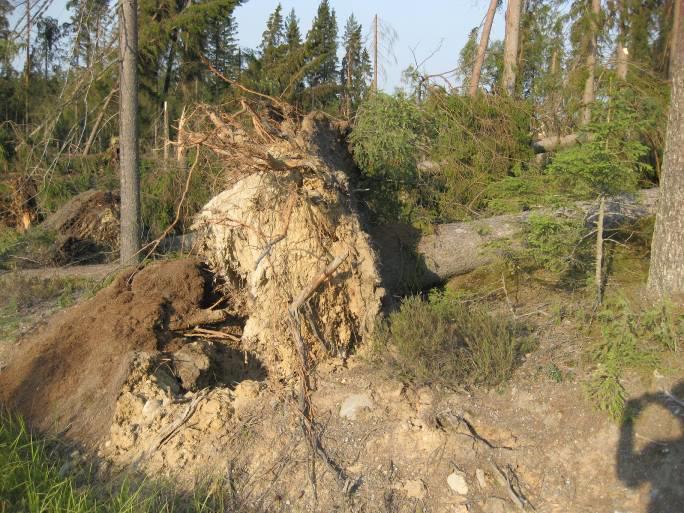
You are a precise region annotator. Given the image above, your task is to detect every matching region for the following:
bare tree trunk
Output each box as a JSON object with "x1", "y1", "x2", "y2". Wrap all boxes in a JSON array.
[
  {"x1": 502, "y1": 0, "x2": 521, "y2": 95},
  {"x1": 373, "y1": 14, "x2": 378, "y2": 94},
  {"x1": 616, "y1": 0, "x2": 628, "y2": 80},
  {"x1": 163, "y1": 100, "x2": 170, "y2": 161},
  {"x1": 616, "y1": 43, "x2": 628, "y2": 80},
  {"x1": 469, "y1": 0, "x2": 498, "y2": 97},
  {"x1": 372, "y1": 189, "x2": 659, "y2": 292},
  {"x1": 582, "y1": 0, "x2": 601, "y2": 125},
  {"x1": 671, "y1": 0, "x2": 681, "y2": 79},
  {"x1": 82, "y1": 88, "x2": 117, "y2": 156},
  {"x1": 595, "y1": 196, "x2": 605, "y2": 304},
  {"x1": 25, "y1": 0, "x2": 30, "y2": 130},
  {"x1": 649, "y1": 7, "x2": 684, "y2": 297},
  {"x1": 119, "y1": 0, "x2": 141, "y2": 265}
]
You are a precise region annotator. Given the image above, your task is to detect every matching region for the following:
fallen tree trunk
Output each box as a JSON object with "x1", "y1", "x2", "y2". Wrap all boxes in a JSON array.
[
  {"x1": 532, "y1": 133, "x2": 580, "y2": 154},
  {"x1": 371, "y1": 188, "x2": 659, "y2": 292}
]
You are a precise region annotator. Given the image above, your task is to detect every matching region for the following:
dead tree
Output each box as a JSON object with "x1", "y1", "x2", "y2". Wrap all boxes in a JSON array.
[
  {"x1": 469, "y1": 0, "x2": 499, "y2": 97},
  {"x1": 373, "y1": 189, "x2": 659, "y2": 292}
]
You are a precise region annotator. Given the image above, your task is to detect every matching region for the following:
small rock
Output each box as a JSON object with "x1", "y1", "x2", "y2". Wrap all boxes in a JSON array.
[
  {"x1": 482, "y1": 497, "x2": 509, "y2": 513},
  {"x1": 142, "y1": 399, "x2": 163, "y2": 420},
  {"x1": 340, "y1": 393, "x2": 374, "y2": 420},
  {"x1": 173, "y1": 341, "x2": 216, "y2": 391},
  {"x1": 402, "y1": 479, "x2": 427, "y2": 499},
  {"x1": 447, "y1": 471, "x2": 469, "y2": 495},
  {"x1": 476, "y1": 468, "x2": 487, "y2": 489}
]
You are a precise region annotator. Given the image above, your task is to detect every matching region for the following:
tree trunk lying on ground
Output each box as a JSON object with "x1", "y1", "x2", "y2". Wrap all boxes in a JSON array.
[
  {"x1": 532, "y1": 133, "x2": 580, "y2": 154},
  {"x1": 371, "y1": 188, "x2": 659, "y2": 292}
]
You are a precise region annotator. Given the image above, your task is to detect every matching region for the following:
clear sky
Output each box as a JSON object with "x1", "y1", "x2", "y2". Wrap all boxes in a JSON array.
[
  {"x1": 23, "y1": 0, "x2": 506, "y2": 91},
  {"x1": 235, "y1": 0, "x2": 506, "y2": 91}
]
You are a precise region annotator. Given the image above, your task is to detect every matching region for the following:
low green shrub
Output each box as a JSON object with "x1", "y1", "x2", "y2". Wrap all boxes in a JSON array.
[
  {"x1": 373, "y1": 292, "x2": 531, "y2": 387},
  {"x1": 585, "y1": 297, "x2": 682, "y2": 420}
]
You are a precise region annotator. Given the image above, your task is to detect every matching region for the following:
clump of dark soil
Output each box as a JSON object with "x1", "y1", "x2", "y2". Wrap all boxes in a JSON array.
[
  {"x1": 42, "y1": 190, "x2": 120, "y2": 265},
  {"x1": 0, "y1": 258, "x2": 226, "y2": 446}
]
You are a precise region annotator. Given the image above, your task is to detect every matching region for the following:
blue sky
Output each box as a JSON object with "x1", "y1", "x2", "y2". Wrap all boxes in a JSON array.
[
  {"x1": 235, "y1": 0, "x2": 506, "y2": 91},
  {"x1": 25, "y1": 0, "x2": 505, "y2": 91}
]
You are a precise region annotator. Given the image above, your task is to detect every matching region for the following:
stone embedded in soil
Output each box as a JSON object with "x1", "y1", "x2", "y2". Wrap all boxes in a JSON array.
[
  {"x1": 476, "y1": 467, "x2": 487, "y2": 489},
  {"x1": 482, "y1": 496, "x2": 510, "y2": 513},
  {"x1": 447, "y1": 471, "x2": 469, "y2": 495},
  {"x1": 142, "y1": 399, "x2": 163, "y2": 420},
  {"x1": 402, "y1": 479, "x2": 427, "y2": 499},
  {"x1": 340, "y1": 393, "x2": 374, "y2": 420},
  {"x1": 173, "y1": 341, "x2": 216, "y2": 391}
]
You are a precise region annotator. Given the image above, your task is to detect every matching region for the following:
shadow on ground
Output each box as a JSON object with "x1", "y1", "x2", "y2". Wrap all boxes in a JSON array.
[{"x1": 617, "y1": 380, "x2": 684, "y2": 513}]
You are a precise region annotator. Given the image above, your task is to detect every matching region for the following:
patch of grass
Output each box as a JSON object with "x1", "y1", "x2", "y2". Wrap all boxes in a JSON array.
[
  {"x1": 0, "y1": 275, "x2": 96, "y2": 340},
  {"x1": 0, "y1": 226, "x2": 58, "y2": 270},
  {"x1": 0, "y1": 411, "x2": 248, "y2": 512},
  {"x1": 585, "y1": 296, "x2": 682, "y2": 420},
  {"x1": 372, "y1": 291, "x2": 532, "y2": 387}
]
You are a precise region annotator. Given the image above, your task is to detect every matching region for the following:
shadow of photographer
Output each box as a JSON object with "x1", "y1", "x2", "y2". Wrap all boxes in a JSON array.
[{"x1": 617, "y1": 380, "x2": 684, "y2": 513}]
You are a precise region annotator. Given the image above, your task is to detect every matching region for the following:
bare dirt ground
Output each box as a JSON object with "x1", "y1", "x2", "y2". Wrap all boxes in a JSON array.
[{"x1": 0, "y1": 258, "x2": 681, "y2": 513}]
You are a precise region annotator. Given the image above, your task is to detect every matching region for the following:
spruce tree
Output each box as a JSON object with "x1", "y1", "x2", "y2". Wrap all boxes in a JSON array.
[
  {"x1": 0, "y1": 0, "x2": 15, "y2": 77},
  {"x1": 340, "y1": 14, "x2": 370, "y2": 117},
  {"x1": 207, "y1": 11, "x2": 239, "y2": 82},
  {"x1": 285, "y1": 8, "x2": 301, "y2": 51},
  {"x1": 35, "y1": 16, "x2": 63, "y2": 79},
  {"x1": 261, "y1": 3, "x2": 284, "y2": 65},
  {"x1": 305, "y1": 0, "x2": 338, "y2": 108}
]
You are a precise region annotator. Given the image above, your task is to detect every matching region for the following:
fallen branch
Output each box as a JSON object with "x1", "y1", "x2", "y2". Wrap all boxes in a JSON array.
[
  {"x1": 169, "y1": 308, "x2": 232, "y2": 331},
  {"x1": 184, "y1": 327, "x2": 241, "y2": 342},
  {"x1": 290, "y1": 251, "x2": 350, "y2": 313}
]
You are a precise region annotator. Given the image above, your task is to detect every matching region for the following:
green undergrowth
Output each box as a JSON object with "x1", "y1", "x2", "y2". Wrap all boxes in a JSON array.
[
  {"x1": 30, "y1": 154, "x2": 221, "y2": 241},
  {"x1": 0, "y1": 275, "x2": 98, "y2": 340},
  {"x1": 372, "y1": 289, "x2": 534, "y2": 387},
  {"x1": 0, "y1": 412, "x2": 248, "y2": 513},
  {"x1": 585, "y1": 296, "x2": 682, "y2": 421}
]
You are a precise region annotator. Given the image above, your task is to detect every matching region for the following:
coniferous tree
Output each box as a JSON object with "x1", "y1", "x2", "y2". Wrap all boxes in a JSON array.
[
  {"x1": 258, "y1": 3, "x2": 285, "y2": 94},
  {"x1": 340, "y1": 14, "x2": 370, "y2": 117},
  {"x1": 35, "y1": 16, "x2": 64, "y2": 79},
  {"x1": 207, "y1": 11, "x2": 239, "y2": 86},
  {"x1": 280, "y1": 9, "x2": 306, "y2": 102},
  {"x1": 66, "y1": 0, "x2": 111, "y2": 68},
  {"x1": 305, "y1": 0, "x2": 338, "y2": 108},
  {"x1": 648, "y1": 4, "x2": 684, "y2": 296},
  {"x1": 0, "y1": 0, "x2": 15, "y2": 77},
  {"x1": 285, "y1": 8, "x2": 302, "y2": 51}
]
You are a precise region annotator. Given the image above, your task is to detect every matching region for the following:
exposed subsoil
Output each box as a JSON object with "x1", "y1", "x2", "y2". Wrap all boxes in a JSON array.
[
  {"x1": 0, "y1": 258, "x2": 235, "y2": 446},
  {"x1": 1, "y1": 263, "x2": 681, "y2": 513}
]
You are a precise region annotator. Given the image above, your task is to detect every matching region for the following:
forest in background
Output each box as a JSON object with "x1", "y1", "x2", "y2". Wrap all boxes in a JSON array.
[
  {"x1": 0, "y1": 0, "x2": 677, "y2": 238},
  {"x1": 0, "y1": 0, "x2": 678, "y2": 414}
]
